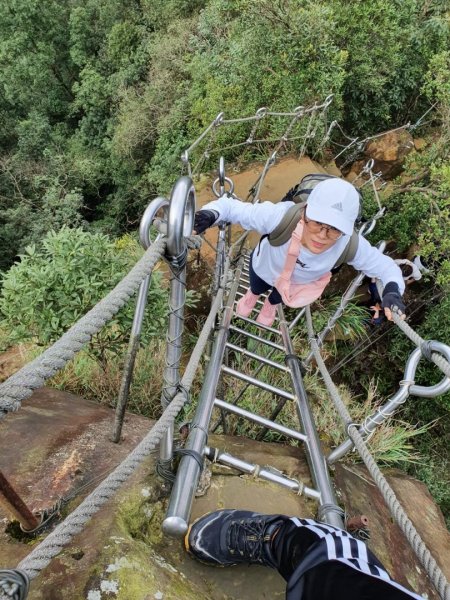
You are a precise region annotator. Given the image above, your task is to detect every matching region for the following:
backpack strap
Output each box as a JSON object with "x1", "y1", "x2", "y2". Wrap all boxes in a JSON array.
[
  {"x1": 334, "y1": 231, "x2": 359, "y2": 269},
  {"x1": 268, "y1": 203, "x2": 306, "y2": 247}
]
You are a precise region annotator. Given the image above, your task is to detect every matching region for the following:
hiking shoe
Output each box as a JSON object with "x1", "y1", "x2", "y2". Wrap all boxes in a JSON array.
[
  {"x1": 236, "y1": 289, "x2": 260, "y2": 318},
  {"x1": 185, "y1": 509, "x2": 283, "y2": 568},
  {"x1": 256, "y1": 298, "x2": 278, "y2": 327}
]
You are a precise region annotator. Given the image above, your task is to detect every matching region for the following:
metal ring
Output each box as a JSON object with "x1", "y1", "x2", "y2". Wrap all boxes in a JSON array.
[
  {"x1": 0, "y1": 570, "x2": 30, "y2": 600},
  {"x1": 218, "y1": 156, "x2": 225, "y2": 189},
  {"x1": 214, "y1": 112, "x2": 224, "y2": 126},
  {"x1": 408, "y1": 342, "x2": 450, "y2": 398},
  {"x1": 167, "y1": 176, "x2": 196, "y2": 258},
  {"x1": 255, "y1": 107, "x2": 267, "y2": 119},
  {"x1": 212, "y1": 176, "x2": 234, "y2": 198},
  {"x1": 139, "y1": 196, "x2": 169, "y2": 249},
  {"x1": 324, "y1": 94, "x2": 334, "y2": 107},
  {"x1": 294, "y1": 105, "x2": 305, "y2": 116},
  {"x1": 363, "y1": 158, "x2": 375, "y2": 172}
]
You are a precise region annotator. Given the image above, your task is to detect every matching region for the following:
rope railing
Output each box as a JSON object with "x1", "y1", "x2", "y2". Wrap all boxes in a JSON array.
[
  {"x1": 391, "y1": 309, "x2": 450, "y2": 379},
  {"x1": 305, "y1": 306, "x2": 450, "y2": 600},
  {"x1": 373, "y1": 279, "x2": 450, "y2": 380},
  {"x1": 0, "y1": 259, "x2": 229, "y2": 598},
  {"x1": 0, "y1": 238, "x2": 167, "y2": 419},
  {"x1": 0, "y1": 100, "x2": 445, "y2": 599},
  {"x1": 181, "y1": 96, "x2": 334, "y2": 184}
]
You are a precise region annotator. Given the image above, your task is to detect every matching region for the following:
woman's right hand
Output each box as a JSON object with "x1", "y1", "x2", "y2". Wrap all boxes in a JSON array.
[{"x1": 193, "y1": 210, "x2": 219, "y2": 234}]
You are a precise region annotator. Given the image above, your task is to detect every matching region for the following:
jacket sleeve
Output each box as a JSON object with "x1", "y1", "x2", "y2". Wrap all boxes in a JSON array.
[
  {"x1": 349, "y1": 236, "x2": 405, "y2": 294},
  {"x1": 201, "y1": 194, "x2": 290, "y2": 235}
]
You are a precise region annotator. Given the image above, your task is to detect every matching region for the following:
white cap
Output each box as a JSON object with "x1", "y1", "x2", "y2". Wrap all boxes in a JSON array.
[{"x1": 305, "y1": 179, "x2": 360, "y2": 236}]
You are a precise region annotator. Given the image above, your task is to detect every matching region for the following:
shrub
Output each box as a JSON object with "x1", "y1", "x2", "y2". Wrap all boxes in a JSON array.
[{"x1": 0, "y1": 227, "x2": 170, "y2": 362}]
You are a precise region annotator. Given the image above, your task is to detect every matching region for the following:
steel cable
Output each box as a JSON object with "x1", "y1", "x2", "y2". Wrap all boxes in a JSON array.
[
  {"x1": 6, "y1": 266, "x2": 227, "y2": 584},
  {"x1": 305, "y1": 306, "x2": 450, "y2": 600}
]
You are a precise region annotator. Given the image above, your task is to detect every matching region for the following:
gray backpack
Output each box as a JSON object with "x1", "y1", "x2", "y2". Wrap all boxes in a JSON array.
[{"x1": 267, "y1": 173, "x2": 361, "y2": 270}]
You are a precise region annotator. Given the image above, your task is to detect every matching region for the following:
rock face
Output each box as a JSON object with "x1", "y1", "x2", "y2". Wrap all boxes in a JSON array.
[
  {"x1": 0, "y1": 389, "x2": 449, "y2": 599},
  {"x1": 364, "y1": 129, "x2": 415, "y2": 178}
]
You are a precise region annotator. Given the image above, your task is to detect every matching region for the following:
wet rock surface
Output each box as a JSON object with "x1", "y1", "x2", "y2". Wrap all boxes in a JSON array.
[
  {"x1": 364, "y1": 129, "x2": 415, "y2": 177},
  {"x1": 1, "y1": 389, "x2": 449, "y2": 599}
]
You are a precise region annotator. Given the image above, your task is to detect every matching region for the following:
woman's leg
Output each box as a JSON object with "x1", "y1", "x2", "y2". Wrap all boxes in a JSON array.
[{"x1": 249, "y1": 253, "x2": 272, "y2": 295}]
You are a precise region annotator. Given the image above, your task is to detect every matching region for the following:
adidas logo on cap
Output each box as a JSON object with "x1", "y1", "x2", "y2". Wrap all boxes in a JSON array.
[{"x1": 331, "y1": 202, "x2": 343, "y2": 211}]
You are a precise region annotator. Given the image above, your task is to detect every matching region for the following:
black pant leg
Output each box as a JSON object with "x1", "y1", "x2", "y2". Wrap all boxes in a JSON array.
[
  {"x1": 271, "y1": 520, "x2": 419, "y2": 600},
  {"x1": 271, "y1": 519, "x2": 319, "y2": 582},
  {"x1": 249, "y1": 253, "x2": 283, "y2": 303},
  {"x1": 249, "y1": 253, "x2": 273, "y2": 295}
]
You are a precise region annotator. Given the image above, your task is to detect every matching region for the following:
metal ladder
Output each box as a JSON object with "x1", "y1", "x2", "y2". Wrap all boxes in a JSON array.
[{"x1": 163, "y1": 252, "x2": 344, "y2": 536}]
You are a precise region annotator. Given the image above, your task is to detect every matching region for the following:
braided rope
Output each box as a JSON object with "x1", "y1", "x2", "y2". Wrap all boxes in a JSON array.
[
  {"x1": 0, "y1": 238, "x2": 167, "y2": 419},
  {"x1": 392, "y1": 310, "x2": 450, "y2": 378},
  {"x1": 11, "y1": 275, "x2": 225, "y2": 581},
  {"x1": 305, "y1": 307, "x2": 450, "y2": 600}
]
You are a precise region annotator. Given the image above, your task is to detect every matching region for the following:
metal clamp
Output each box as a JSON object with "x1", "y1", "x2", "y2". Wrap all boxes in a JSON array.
[
  {"x1": 323, "y1": 94, "x2": 334, "y2": 108},
  {"x1": 0, "y1": 570, "x2": 30, "y2": 600},
  {"x1": 139, "y1": 197, "x2": 169, "y2": 249},
  {"x1": 362, "y1": 158, "x2": 375, "y2": 173},
  {"x1": 214, "y1": 112, "x2": 225, "y2": 127}
]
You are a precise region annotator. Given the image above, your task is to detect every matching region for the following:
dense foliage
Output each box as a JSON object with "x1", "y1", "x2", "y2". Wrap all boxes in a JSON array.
[
  {"x1": 0, "y1": 228, "x2": 171, "y2": 363},
  {"x1": 1, "y1": 0, "x2": 449, "y2": 270},
  {"x1": 0, "y1": 0, "x2": 449, "y2": 520}
]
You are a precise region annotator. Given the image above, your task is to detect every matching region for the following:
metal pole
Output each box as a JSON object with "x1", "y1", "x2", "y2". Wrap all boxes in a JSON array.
[
  {"x1": 0, "y1": 471, "x2": 40, "y2": 532},
  {"x1": 163, "y1": 262, "x2": 243, "y2": 536},
  {"x1": 328, "y1": 343, "x2": 450, "y2": 464},
  {"x1": 204, "y1": 446, "x2": 320, "y2": 500},
  {"x1": 159, "y1": 177, "x2": 195, "y2": 464},
  {"x1": 112, "y1": 275, "x2": 150, "y2": 442},
  {"x1": 278, "y1": 305, "x2": 344, "y2": 529},
  {"x1": 159, "y1": 265, "x2": 187, "y2": 462},
  {"x1": 112, "y1": 197, "x2": 169, "y2": 442}
]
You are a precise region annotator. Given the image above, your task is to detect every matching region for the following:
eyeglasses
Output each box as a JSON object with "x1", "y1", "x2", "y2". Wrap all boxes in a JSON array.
[{"x1": 303, "y1": 215, "x2": 343, "y2": 240}]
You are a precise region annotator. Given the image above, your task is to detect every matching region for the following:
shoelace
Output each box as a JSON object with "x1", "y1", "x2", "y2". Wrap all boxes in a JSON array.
[{"x1": 227, "y1": 519, "x2": 271, "y2": 562}]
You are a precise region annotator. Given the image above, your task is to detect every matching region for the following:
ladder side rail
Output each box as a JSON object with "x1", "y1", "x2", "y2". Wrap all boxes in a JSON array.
[
  {"x1": 278, "y1": 305, "x2": 344, "y2": 529},
  {"x1": 163, "y1": 261, "x2": 244, "y2": 536}
]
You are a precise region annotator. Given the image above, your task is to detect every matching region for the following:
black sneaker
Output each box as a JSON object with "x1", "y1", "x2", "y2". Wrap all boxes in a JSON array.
[{"x1": 185, "y1": 509, "x2": 284, "y2": 568}]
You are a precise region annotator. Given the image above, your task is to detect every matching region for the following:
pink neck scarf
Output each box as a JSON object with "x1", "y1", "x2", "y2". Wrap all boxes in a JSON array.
[{"x1": 275, "y1": 220, "x2": 331, "y2": 308}]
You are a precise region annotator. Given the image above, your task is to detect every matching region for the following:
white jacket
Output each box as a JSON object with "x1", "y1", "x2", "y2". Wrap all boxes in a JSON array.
[{"x1": 202, "y1": 194, "x2": 405, "y2": 293}]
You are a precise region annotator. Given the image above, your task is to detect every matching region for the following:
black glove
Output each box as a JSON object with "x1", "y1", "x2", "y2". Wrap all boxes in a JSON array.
[
  {"x1": 382, "y1": 282, "x2": 406, "y2": 314},
  {"x1": 194, "y1": 209, "x2": 219, "y2": 234}
]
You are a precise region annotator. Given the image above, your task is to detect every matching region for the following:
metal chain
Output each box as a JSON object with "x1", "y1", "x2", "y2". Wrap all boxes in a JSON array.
[{"x1": 305, "y1": 306, "x2": 450, "y2": 600}]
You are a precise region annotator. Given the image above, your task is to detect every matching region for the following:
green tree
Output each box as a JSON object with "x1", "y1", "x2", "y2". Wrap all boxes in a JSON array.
[{"x1": 0, "y1": 228, "x2": 170, "y2": 363}]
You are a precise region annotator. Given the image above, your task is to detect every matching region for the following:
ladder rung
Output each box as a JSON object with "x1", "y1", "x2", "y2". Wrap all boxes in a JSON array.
[
  {"x1": 226, "y1": 342, "x2": 289, "y2": 371},
  {"x1": 229, "y1": 325, "x2": 285, "y2": 350},
  {"x1": 214, "y1": 398, "x2": 306, "y2": 442},
  {"x1": 221, "y1": 365, "x2": 295, "y2": 400},
  {"x1": 204, "y1": 446, "x2": 320, "y2": 501},
  {"x1": 234, "y1": 315, "x2": 281, "y2": 335}
]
